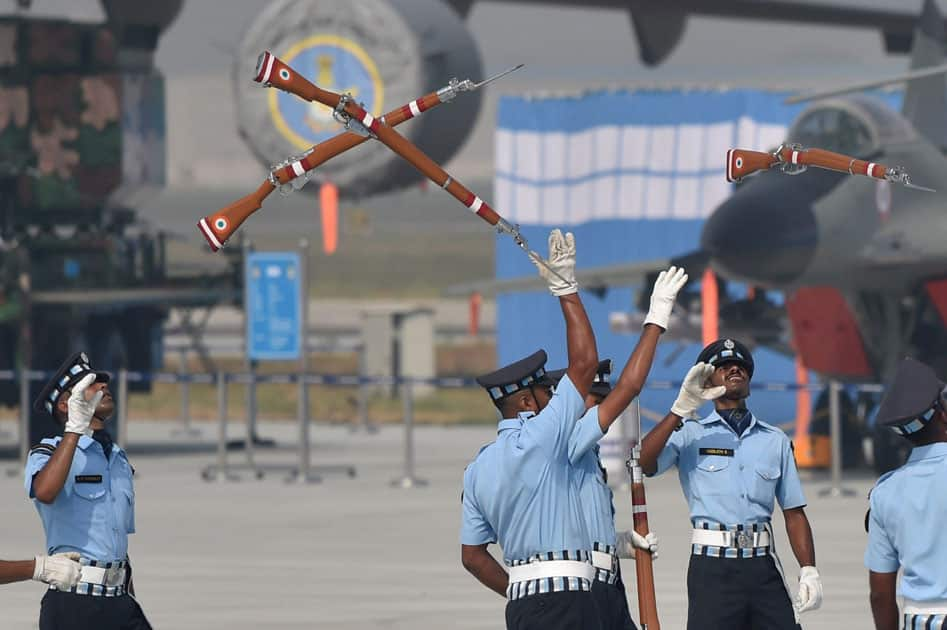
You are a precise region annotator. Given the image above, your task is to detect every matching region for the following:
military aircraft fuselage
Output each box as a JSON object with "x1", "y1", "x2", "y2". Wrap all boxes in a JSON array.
[{"x1": 701, "y1": 96, "x2": 947, "y2": 293}]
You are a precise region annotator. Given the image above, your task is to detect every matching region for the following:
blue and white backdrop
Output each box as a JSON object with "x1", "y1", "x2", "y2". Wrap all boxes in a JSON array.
[{"x1": 492, "y1": 88, "x2": 892, "y2": 423}]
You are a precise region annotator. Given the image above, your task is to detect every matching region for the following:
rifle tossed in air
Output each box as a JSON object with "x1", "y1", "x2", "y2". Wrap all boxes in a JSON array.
[
  {"x1": 197, "y1": 61, "x2": 522, "y2": 252},
  {"x1": 726, "y1": 143, "x2": 934, "y2": 191}
]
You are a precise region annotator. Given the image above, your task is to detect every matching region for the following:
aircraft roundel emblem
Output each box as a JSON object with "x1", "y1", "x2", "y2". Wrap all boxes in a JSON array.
[
  {"x1": 268, "y1": 35, "x2": 384, "y2": 150},
  {"x1": 724, "y1": 339, "x2": 735, "y2": 349},
  {"x1": 735, "y1": 157, "x2": 743, "y2": 169}
]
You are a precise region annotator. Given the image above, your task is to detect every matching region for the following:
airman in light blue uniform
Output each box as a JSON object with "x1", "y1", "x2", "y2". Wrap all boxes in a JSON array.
[
  {"x1": 26, "y1": 435, "x2": 136, "y2": 565},
  {"x1": 865, "y1": 357, "x2": 947, "y2": 630},
  {"x1": 460, "y1": 228, "x2": 603, "y2": 630},
  {"x1": 650, "y1": 409, "x2": 806, "y2": 529},
  {"x1": 24, "y1": 351, "x2": 150, "y2": 630},
  {"x1": 641, "y1": 339, "x2": 820, "y2": 630},
  {"x1": 461, "y1": 356, "x2": 590, "y2": 593}
]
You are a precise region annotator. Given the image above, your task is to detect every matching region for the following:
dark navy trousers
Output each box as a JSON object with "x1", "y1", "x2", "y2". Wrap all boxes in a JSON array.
[
  {"x1": 40, "y1": 590, "x2": 152, "y2": 630},
  {"x1": 686, "y1": 554, "x2": 800, "y2": 630}
]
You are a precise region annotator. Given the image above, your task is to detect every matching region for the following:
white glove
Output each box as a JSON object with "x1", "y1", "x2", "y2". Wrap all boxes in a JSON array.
[
  {"x1": 33, "y1": 552, "x2": 82, "y2": 590},
  {"x1": 615, "y1": 529, "x2": 659, "y2": 560},
  {"x1": 532, "y1": 228, "x2": 578, "y2": 296},
  {"x1": 65, "y1": 373, "x2": 104, "y2": 437},
  {"x1": 796, "y1": 566, "x2": 823, "y2": 613},
  {"x1": 671, "y1": 363, "x2": 727, "y2": 419},
  {"x1": 643, "y1": 266, "x2": 688, "y2": 330}
]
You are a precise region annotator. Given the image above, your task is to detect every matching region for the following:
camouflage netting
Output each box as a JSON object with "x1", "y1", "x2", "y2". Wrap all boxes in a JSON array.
[{"x1": 0, "y1": 16, "x2": 164, "y2": 214}]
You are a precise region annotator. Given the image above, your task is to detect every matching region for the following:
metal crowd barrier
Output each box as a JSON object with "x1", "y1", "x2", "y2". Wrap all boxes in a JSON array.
[{"x1": 0, "y1": 370, "x2": 879, "y2": 492}]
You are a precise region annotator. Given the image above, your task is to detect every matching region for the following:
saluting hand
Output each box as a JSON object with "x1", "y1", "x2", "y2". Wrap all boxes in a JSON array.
[
  {"x1": 65, "y1": 373, "x2": 104, "y2": 437},
  {"x1": 671, "y1": 363, "x2": 727, "y2": 419},
  {"x1": 532, "y1": 228, "x2": 578, "y2": 296},
  {"x1": 644, "y1": 266, "x2": 688, "y2": 331},
  {"x1": 33, "y1": 552, "x2": 82, "y2": 590}
]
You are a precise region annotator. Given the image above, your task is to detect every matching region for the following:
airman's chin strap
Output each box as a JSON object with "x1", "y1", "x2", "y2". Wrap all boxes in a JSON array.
[{"x1": 528, "y1": 386, "x2": 541, "y2": 416}]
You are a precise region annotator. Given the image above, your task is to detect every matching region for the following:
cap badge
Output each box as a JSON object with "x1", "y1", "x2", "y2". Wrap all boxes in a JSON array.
[{"x1": 723, "y1": 339, "x2": 735, "y2": 349}]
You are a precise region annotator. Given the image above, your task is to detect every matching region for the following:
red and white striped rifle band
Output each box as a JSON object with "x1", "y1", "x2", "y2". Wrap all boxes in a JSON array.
[
  {"x1": 462, "y1": 191, "x2": 490, "y2": 215},
  {"x1": 275, "y1": 113, "x2": 396, "y2": 183},
  {"x1": 632, "y1": 505, "x2": 648, "y2": 514},
  {"x1": 401, "y1": 98, "x2": 429, "y2": 120},
  {"x1": 256, "y1": 51, "x2": 275, "y2": 84}
]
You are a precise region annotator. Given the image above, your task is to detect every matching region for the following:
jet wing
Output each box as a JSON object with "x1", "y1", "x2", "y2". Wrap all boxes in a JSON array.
[
  {"x1": 447, "y1": 1, "x2": 942, "y2": 64},
  {"x1": 445, "y1": 251, "x2": 708, "y2": 297}
]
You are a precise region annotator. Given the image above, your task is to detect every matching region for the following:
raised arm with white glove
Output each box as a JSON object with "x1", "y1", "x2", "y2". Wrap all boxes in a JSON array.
[
  {"x1": 615, "y1": 529, "x2": 659, "y2": 560},
  {"x1": 532, "y1": 228, "x2": 578, "y2": 297},
  {"x1": 33, "y1": 552, "x2": 82, "y2": 590},
  {"x1": 65, "y1": 373, "x2": 104, "y2": 437},
  {"x1": 643, "y1": 266, "x2": 688, "y2": 331},
  {"x1": 796, "y1": 566, "x2": 823, "y2": 613},
  {"x1": 671, "y1": 363, "x2": 727, "y2": 419}
]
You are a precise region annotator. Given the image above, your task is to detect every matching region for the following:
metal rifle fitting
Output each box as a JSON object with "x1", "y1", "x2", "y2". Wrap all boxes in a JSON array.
[
  {"x1": 436, "y1": 64, "x2": 525, "y2": 102},
  {"x1": 332, "y1": 93, "x2": 373, "y2": 137}
]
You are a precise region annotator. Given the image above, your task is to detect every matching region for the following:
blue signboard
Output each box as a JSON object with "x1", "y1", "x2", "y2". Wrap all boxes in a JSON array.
[{"x1": 246, "y1": 252, "x2": 302, "y2": 360}]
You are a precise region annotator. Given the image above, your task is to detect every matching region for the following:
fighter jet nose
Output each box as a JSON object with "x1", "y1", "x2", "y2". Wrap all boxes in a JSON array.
[{"x1": 700, "y1": 171, "x2": 832, "y2": 286}]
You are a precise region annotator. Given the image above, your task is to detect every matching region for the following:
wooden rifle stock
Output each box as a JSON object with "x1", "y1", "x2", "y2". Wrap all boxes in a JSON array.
[
  {"x1": 253, "y1": 51, "x2": 504, "y2": 227},
  {"x1": 776, "y1": 145, "x2": 889, "y2": 179},
  {"x1": 727, "y1": 144, "x2": 933, "y2": 191},
  {"x1": 197, "y1": 63, "x2": 452, "y2": 251},
  {"x1": 629, "y1": 455, "x2": 660, "y2": 629},
  {"x1": 726, "y1": 148, "x2": 777, "y2": 183}
]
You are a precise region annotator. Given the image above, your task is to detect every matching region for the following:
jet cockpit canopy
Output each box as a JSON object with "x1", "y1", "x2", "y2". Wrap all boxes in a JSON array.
[{"x1": 786, "y1": 94, "x2": 916, "y2": 158}]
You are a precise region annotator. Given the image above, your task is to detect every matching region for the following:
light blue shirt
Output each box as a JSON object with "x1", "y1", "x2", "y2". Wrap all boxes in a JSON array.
[
  {"x1": 568, "y1": 406, "x2": 617, "y2": 547},
  {"x1": 24, "y1": 435, "x2": 136, "y2": 563},
  {"x1": 649, "y1": 410, "x2": 806, "y2": 526},
  {"x1": 865, "y1": 442, "x2": 947, "y2": 601},
  {"x1": 461, "y1": 374, "x2": 590, "y2": 562}
]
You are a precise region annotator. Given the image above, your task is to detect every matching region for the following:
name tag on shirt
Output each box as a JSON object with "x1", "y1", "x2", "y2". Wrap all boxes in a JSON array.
[
  {"x1": 699, "y1": 448, "x2": 734, "y2": 457},
  {"x1": 75, "y1": 475, "x2": 103, "y2": 483}
]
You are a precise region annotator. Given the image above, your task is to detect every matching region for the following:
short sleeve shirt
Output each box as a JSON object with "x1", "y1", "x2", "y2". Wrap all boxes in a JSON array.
[
  {"x1": 25, "y1": 435, "x2": 136, "y2": 562},
  {"x1": 865, "y1": 443, "x2": 947, "y2": 601},
  {"x1": 461, "y1": 374, "x2": 591, "y2": 562},
  {"x1": 649, "y1": 410, "x2": 806, "y2": 526}
]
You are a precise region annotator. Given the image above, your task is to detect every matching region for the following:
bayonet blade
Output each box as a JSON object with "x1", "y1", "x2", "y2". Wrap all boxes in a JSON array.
[{"x1": 473, "y1": 64, "x2": 524, "y2": 89}]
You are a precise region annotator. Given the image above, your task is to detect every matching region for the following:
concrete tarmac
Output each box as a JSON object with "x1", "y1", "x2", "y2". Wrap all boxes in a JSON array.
[{"x1": 1, "y1": 420, "x2": 879, "y2": 629}]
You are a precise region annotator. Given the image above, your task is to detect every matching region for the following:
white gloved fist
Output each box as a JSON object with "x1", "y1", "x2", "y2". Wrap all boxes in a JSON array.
[
  {"x1": 65, "y1": 373, "x2": 104, "y2": 437},
  {"x1": 796, "y1": 566, "x2": 823, "y2": 613},
  {"x1": 33, "y1": 552, "x2": 82, "y2": 590},
  {"x1": 643, "y1": 266, "x2": 688, "y2": 331},
  {"x1": 615, "y1": 529, "x2": 659, "y2": 560},
  {"x1": 671, "y1": 363, "x2": 727, "y2": 419},
  {"x1": 532, "y1": 228, "x2": 578, "y2": 296}
]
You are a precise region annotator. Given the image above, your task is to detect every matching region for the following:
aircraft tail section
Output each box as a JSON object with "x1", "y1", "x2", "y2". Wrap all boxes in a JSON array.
[{"x1": 902, "y1": 0, "x2": 947, "y2": 148}]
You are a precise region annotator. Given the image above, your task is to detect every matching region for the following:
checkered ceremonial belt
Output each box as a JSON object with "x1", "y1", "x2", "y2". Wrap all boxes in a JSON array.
[
  {"x1": 903, "y1": 599, "x2": 947, "y2": 629},
  {"x1": 691, "y1": 520, "x2": 771, "y2": 559},
  {"x1": 52, "y1": 558, "x2": 127, "y2": 597},
  {"x1": 506, "y1": 550, "x2": 594, "y2": 600},
  {"x1": 591, "y1": 542, "x2": 619, "y2": 586}
]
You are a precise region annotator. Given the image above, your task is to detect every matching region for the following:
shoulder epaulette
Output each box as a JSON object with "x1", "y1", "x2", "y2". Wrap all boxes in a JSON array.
[
  {"x1": 872, "y1": 470, "x2": 897, "y2": 490},
  {"x1": 29, "y1": 443, "x2": 57, "y2": 457}
]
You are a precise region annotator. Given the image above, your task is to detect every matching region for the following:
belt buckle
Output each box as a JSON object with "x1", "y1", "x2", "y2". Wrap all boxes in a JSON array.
[
  {"x1": 735, "y1": 531, "x2": 752, "y2": 549},
  {"x1": 105, "y1": 567, "x2": 124, "y2": 588}
]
